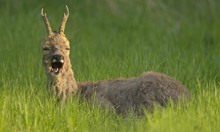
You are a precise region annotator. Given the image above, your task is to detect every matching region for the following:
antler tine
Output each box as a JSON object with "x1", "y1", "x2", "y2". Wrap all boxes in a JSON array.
[
  {"x1": 41, "y1": 8, "x2": 53, "y2": 35},
  {"x1": 59, "y1": 5, "x2": 69, "y2": 34}
]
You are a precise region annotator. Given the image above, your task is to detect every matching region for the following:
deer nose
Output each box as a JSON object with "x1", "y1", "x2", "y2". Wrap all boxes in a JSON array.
[{"x1": 52, "y1": 54, "x2": 64, "y2": 62}]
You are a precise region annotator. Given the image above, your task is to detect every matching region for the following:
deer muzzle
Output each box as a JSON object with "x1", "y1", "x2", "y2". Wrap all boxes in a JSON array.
[{"x1": 51, "y1": 54, "x2": 64, "y2": 75}]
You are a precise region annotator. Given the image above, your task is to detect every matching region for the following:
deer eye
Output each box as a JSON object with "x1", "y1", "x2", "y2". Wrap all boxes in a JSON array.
[
  {"x1": 65, "y1": 48, "x2": 70, "y2": 50},
  {"x1": 43, "y1": 48, "x2": 49, "y2": 51}
]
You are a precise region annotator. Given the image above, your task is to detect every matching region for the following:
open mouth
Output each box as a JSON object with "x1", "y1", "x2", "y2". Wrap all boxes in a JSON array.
[{"x1": 50, "y1": 60, "x2": 64, "y2": 75}]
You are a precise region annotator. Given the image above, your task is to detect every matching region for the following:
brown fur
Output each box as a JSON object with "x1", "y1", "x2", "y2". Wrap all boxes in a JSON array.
[
  {"x1": 42, "y1": 34, "x2": 78, "y2": 100},
  {"x1": 41, "y1": 6, "x2": 190, "y2": 115},
  {"x1": 78, "y1": 72, "x2": 189, "y2": 115}
]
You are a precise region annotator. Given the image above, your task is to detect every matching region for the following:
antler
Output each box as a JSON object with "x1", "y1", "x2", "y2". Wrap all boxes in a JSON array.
[
  {"x1": 59, "y1": 5, "x2": 69, "y2": 34},
  {"x1": 41, "y1": 8, "x2": 53, "y2": 35}
]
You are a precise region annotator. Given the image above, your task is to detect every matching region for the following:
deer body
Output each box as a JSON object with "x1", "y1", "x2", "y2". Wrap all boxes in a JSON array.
[
  {"x1": 78, "y1": 72, "x2": 189, "y2": 114},
  {"x1": 41, "y1": 6, "x2": 189, "y2": 115}
]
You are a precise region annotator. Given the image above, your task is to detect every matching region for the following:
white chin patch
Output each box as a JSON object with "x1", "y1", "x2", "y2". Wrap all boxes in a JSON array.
[{"x1": 51, "y1": 72, "x2": 56, "y2": 76}]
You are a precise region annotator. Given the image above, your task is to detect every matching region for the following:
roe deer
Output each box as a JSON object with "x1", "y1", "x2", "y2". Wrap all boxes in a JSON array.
[{"x1": 41, "y1": 6, "x2": 190, "y2": 115}]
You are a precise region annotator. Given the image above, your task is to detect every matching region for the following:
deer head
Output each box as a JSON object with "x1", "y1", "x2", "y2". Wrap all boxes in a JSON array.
[{"x1": 41, "y1": 6, "x2": 72, "y2": 78}]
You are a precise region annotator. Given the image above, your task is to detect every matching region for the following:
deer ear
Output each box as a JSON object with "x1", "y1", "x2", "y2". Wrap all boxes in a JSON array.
[
  {"x1": 59, "y1": 5, "x2": 69, "y2": 35},
  {"x1": 41, "y1": 8, "x2": 54, "y2": 36}
]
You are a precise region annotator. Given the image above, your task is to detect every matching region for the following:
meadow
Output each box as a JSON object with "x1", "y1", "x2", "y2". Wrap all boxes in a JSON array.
[{"x1": 0, "y1": 0, "x2": 220, "y2": 131}]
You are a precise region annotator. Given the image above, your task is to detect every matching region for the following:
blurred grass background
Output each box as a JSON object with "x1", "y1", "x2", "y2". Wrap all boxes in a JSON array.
[
  {"x1": 1, "y1": 0, "x2": 220, "y2": 82},
  {"x1": 0, "y1": 0, "x2": 220, "y2": 131}
]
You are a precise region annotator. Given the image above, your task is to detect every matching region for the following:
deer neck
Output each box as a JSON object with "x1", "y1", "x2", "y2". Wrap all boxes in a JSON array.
[{"x1": 47, "y1": 61, "x2": 78, "y2": 100}]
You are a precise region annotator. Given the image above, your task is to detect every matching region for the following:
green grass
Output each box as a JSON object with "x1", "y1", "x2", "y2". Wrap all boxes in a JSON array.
[{"x1": 1, "y1": 0, "x2": 220, "y2": 131}]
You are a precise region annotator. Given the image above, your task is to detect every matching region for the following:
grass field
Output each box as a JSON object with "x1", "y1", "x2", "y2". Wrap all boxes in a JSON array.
[{"x1": 1, "y1": 0, "x2": 220, "y2": 131}]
